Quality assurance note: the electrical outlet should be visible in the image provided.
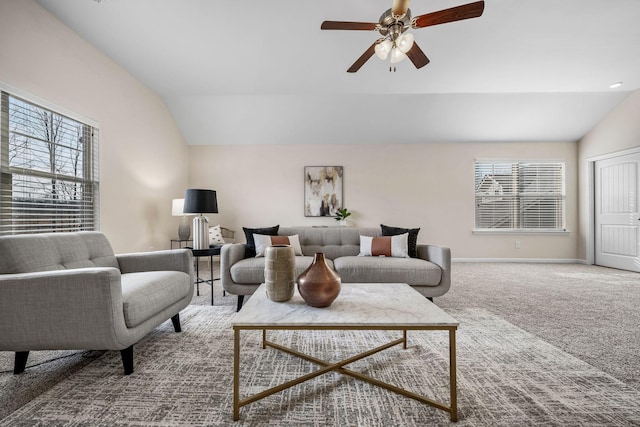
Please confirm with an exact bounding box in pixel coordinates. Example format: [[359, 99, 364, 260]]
[[515, 241, 521, 249]]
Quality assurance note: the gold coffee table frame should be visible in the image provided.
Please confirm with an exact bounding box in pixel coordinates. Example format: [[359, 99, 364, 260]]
[[233, 324, 458, 422]]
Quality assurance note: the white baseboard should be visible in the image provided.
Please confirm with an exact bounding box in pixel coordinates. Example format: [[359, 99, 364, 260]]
[[453, 258, 589, 264]]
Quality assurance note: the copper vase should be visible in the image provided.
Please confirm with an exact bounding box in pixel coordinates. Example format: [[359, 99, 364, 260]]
[[297, 253, 341, 308]]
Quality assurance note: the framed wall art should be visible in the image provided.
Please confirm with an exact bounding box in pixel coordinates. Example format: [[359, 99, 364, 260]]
[[304, 166, 343, 217]]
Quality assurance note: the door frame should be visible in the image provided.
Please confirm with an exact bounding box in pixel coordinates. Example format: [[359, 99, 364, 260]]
[[587, 146, 640, 266]]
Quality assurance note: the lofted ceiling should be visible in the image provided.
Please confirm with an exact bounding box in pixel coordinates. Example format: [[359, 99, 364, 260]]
[[36, 0, 640, 145]]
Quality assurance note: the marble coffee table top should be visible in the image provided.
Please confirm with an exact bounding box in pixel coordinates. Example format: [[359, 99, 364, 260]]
[[232, 283, 458, 328]]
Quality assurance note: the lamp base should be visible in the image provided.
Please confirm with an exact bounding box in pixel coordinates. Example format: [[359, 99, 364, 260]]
[[192, 215, 210, 249], [178, 216, 191, 240]]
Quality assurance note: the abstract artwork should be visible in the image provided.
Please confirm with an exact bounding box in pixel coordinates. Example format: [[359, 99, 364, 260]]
[[304, 166, 343, 217]]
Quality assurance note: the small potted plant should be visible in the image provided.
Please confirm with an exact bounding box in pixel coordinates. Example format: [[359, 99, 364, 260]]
[[334, 208, 352, 226]]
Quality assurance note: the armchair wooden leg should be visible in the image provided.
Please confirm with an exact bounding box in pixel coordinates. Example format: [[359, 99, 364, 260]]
[[14, 351, 29, 374], [236, 295, 245, 312], [171, 313, 182, 332], [121, 345, 134, 375]]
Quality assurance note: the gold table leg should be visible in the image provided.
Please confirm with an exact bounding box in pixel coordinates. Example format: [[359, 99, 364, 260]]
[[450, 328, 458, 421], [233, 327, 458, 422], [233, 328, 240, 421]]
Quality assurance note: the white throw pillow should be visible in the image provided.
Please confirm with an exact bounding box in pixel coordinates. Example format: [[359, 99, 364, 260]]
[[358, 233, 409, 258], [209, 225, 226, 245], [254, 234, 303, 257]]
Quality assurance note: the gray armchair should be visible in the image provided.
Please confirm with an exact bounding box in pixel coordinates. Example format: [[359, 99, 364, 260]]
[[0, 232, 194, 375]]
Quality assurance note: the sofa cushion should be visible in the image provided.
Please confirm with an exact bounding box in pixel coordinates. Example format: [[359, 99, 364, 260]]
[[121, 271, 191, 328], [279, 227, 380, 259], [381, 224, 421, 258], [242, 225, 279, 258], [358, 234, 409, 258], [254, 234, 303, 256], [230, 256, 335, 284], [333, 256, 441, 286]]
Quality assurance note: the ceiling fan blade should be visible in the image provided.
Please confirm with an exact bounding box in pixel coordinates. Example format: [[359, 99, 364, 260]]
[[406, 42, 430, 69], [347, 42, 377, 73], [321, 21, 378, 31], [412, 1, 485, 29], [391, 0, 411, 16]]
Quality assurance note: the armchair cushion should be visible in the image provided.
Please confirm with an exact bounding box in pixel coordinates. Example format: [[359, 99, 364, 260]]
[[117, 249, 193, 281], [0, 232, 119, 274], [121, 271, 191, 328]]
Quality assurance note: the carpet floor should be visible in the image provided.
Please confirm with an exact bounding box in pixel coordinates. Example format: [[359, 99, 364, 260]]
[[1, 262, 639, 426]]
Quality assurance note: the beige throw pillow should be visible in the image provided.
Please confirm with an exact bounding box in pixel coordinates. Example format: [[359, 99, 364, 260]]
[[253, 234, 303, 257]]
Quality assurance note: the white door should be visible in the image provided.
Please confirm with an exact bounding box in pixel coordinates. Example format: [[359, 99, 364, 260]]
[[595, 152, 640, 272]]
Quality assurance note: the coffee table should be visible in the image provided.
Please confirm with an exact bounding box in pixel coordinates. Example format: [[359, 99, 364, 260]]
[[232, 283, 459, 421]]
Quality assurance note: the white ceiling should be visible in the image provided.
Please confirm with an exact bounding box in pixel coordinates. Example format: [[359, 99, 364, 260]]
[[36, 0, 640, 145]]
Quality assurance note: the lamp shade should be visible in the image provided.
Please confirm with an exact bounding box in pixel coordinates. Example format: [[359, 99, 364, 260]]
[[397, 33, 414, 53], [183, 189, 218, 214], [390, 47, 407, 64], [171, 198, 185, 216], [375, 39, 392, 60]]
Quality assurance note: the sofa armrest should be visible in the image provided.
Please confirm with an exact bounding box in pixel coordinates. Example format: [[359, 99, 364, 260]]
[[416, 244, 451, 289], [220, 243, 247, 293], [117, 249, 193, 281], [0, 268, 130, 350]]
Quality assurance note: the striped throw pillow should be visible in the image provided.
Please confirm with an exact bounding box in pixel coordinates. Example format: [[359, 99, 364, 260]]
[[358, 233, 409, 258]]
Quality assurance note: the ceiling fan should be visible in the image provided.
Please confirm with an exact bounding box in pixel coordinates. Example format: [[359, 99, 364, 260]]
[[321, 0, 485, 72]]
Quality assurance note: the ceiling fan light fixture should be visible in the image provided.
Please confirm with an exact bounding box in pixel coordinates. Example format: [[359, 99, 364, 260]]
[[390, 47, 406, 64], [375, 39, 393, 60], [396, 32, 414, 53]]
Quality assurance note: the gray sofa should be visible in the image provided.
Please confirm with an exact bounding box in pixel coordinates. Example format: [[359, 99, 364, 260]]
[[0, 232, 194, 375], [221, 226, 451, 310]]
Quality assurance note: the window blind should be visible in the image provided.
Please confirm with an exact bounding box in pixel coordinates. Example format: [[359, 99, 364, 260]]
[[0, 91, 99, 235], [474, 161, 565, 231]]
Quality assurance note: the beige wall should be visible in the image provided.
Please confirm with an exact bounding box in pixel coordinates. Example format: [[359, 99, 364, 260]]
[[0, 1, 189, 252], [189, 142, 578, 260], [577, 90, 640, 260]]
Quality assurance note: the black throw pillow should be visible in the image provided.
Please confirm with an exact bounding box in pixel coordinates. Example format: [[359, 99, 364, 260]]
[[242, 225, 280, 258], [380, 224, 420, 258]]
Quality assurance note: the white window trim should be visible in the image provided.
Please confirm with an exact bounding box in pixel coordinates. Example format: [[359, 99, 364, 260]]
[[473, 159, 567, 234], [0, 81, 99, 128], [1, 86, 100, 235]]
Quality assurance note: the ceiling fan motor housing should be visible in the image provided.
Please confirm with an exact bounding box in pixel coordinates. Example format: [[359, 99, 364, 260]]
[[378, 8, 412, 39]]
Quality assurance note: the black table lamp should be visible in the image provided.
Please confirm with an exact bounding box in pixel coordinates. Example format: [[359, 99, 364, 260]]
[[183, 189, 218, 249]]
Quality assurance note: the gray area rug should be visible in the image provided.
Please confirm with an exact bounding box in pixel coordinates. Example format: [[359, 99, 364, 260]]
[[1, 262, 639, 425]]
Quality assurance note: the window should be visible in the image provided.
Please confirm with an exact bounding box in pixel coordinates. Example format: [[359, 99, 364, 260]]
[[474, 161, 565, 232], [0, 91, 99, 235]]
